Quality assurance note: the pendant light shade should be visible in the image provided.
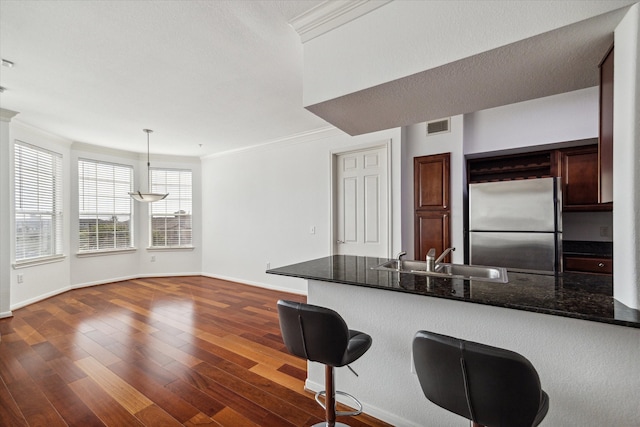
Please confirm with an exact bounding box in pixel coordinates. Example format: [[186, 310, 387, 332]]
[[129, 129, 168, 202]]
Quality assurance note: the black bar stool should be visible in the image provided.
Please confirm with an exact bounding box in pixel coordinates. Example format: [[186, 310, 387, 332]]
[[277, 300, 372, 427], [412, 330, 549, 427]]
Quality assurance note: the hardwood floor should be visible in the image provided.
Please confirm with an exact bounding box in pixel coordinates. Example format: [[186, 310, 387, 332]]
[[0, 276, 392, 427]]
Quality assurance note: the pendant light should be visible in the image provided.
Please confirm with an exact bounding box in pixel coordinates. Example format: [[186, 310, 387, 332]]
[[129, 129, 168, 202]]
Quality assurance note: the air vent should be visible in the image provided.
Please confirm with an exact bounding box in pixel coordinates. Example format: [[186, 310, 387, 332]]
[[426, 118, 450, 136]]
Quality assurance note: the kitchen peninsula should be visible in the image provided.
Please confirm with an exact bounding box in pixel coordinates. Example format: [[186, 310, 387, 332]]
[[267, 256, 640, 426]]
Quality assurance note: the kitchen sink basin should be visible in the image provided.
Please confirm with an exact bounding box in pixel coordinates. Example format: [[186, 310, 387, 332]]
[[372, 259, 508, 283]]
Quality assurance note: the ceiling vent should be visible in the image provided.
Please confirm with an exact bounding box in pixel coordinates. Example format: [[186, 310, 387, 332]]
[[426, 118, 450, 136]]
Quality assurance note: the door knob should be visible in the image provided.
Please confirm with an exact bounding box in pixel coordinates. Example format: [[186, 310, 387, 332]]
[[337, 240, 345, 244]]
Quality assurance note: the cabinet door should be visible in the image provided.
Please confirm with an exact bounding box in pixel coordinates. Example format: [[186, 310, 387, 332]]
[[560, 146, 610, 211], [415, 211, 450, 262], [414, 154, 450, 210]]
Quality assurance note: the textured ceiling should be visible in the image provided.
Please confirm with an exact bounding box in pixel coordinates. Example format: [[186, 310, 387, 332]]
[[0, 0, 327, 157], [305, 6, 631, 135]]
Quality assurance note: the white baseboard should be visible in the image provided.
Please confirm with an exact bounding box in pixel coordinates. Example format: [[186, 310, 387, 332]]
[[10, 272, 306, 312], [10, 272, 204, 311], [305, 379, 418, 427], [0, 310, 13, 319], [201, 272, 307, 296], [10, 285, 73, 311]]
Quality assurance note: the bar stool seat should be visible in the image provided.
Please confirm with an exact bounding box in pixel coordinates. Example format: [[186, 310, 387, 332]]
[[277, 300, 372, 427], [413, 330, 549, 427]]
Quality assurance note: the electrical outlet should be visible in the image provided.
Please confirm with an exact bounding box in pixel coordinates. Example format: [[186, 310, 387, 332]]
[[150, 255, 156, 262], [17, 274, 23, 284], [266, 262, 271, 270], [310, 226, 316, 234]]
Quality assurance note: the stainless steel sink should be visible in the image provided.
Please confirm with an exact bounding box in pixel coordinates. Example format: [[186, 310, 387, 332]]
[[372, 259, 508, 283], [374, 259, 428, 272]]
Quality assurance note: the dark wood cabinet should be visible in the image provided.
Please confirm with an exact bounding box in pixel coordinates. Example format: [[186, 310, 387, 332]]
[[414, 153, 451, 262], [564, 255, 612, 275], [599, 46, 614, 204], [467, 151, 555, 184], [468, 144, 612, 211], [558, 145, 611, 211], [415, 211, 449, 262], [414, 154, 449, 210]]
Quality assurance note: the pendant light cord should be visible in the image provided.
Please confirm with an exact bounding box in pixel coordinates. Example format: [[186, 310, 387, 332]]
[[144, 129, 153, 192]]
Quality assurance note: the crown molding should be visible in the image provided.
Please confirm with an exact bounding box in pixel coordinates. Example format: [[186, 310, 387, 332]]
[[289, 0, 393, 43], [203, 125, 343, 159], [0, 108, 19, 122]]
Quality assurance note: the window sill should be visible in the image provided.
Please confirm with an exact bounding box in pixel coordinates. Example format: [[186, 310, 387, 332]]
[[147, 246, 195, 252], [13, 255, 66, 269], [76, 248, 137, 258]]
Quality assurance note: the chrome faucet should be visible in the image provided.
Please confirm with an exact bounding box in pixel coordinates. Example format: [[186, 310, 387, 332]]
[[396, 251, 407, 270], [426, 247, 455, 272]]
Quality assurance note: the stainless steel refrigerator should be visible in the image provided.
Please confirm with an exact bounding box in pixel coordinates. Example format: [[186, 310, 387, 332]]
[[469, 177, 562, 273]]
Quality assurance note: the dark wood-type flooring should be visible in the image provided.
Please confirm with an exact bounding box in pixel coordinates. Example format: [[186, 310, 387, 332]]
[[0, 276, 392, 427]]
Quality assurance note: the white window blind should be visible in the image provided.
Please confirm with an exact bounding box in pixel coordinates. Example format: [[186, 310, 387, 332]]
[[78, 159, 133, 252], [150, 169, 192, 247], [14, 141, 64, 262]]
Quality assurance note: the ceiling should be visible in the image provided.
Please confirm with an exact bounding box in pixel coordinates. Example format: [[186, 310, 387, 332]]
[[306, 5, 632, 135], [0, 0, 328, 157], [0, 1, 635, 158]]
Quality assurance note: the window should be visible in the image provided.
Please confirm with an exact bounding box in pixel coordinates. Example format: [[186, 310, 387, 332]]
[[78, 159, 133, 252], [150, 169, 192, 248], [14, 141, 64, 262]]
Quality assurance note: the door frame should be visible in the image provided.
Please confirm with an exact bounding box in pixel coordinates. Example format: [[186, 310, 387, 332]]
[[329, 140, 392, 258]]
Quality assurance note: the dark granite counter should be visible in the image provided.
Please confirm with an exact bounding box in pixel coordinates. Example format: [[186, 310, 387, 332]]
[[267, 255, 639, 328], [563, 240, 613, 258]]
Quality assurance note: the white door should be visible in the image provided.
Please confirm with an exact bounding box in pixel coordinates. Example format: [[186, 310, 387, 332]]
[[334, 145, 389, 257]]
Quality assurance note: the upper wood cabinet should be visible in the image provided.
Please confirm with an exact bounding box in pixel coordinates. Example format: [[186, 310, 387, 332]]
[[414, 154, 450, 210], [599, 46, 614, 203], [559, 145, 610, 211], [467, 144, 612, 212]]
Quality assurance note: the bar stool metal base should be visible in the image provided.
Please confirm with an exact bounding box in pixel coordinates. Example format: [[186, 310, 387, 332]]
[[315, 390, 363, 417], [311, 422, 351, 427]]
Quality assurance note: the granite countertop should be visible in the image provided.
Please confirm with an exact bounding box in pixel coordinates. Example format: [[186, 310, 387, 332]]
[[267, 255, 639, 328], [563, 240, 613, 258]]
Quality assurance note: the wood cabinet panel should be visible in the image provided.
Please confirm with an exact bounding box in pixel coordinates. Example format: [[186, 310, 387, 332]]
[[564, 256, 612, 275], [415, 211, 450, 262], [559, 145, 612, 211], [414, 154, 449, 210]]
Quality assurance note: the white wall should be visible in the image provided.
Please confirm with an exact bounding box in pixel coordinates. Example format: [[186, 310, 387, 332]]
[[201, 127, 403, 294], [6, 122, 202, 310], [463, 86, 599, 155], [403, 116, 465, 262], [613, 3, 640, 309], [69, 145, 202, 287], [308, 280, 640, 427], [563, 211, 614, 241]]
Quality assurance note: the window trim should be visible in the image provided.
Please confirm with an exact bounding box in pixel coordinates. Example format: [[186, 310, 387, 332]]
[[13, 254, 66, 269]]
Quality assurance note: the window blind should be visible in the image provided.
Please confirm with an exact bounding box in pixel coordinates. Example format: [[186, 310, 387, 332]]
[[14, 141, 64, 262], [78, 159, 133, 252], [150, 169, 192, 247]]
